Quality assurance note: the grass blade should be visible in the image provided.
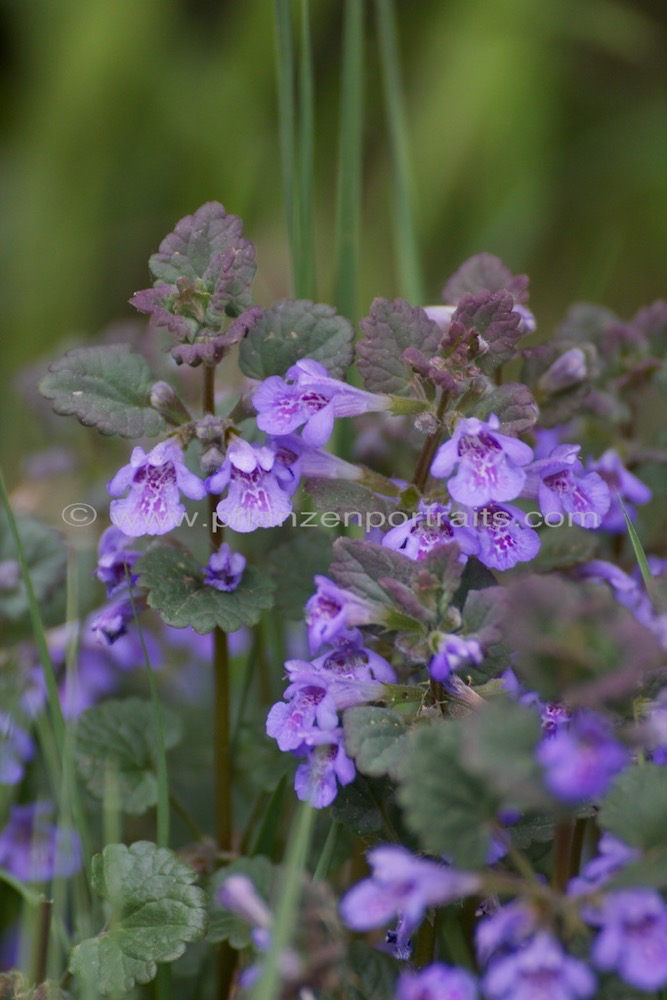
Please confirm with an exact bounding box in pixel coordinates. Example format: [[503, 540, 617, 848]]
[[273, 0, 298, 294], [250, 800, 316, 1000], [334, 0, 364, 322], [618, 491, 655, 598], [297, 0, 316, 298], [374, 0, 424, 304]]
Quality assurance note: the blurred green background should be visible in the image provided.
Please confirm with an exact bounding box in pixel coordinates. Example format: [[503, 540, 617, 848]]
[[1, 0, 666, 470]]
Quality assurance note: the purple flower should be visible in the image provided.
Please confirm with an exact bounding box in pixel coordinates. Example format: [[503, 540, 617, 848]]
[[537, 348, 588, 394], [537, 711, 629, 803], [588, 449, 651, 533], [382, 501, 479, 562], [310, 629, 396, 684], [567, 834, 638, 897], [305, 576, 386, 653], [0, 803, 82, 882], [293, 728, 355, 808], [217, 874, 272, 931], [0, 712, 34, 785], [467, 503, 540, 571], [207, 437, 293, 533], [482, 933, 595, 1000], [339, 845, 480, 943], [431, 415, 533, 506], [253, 358, 390, 447], [429, 634, 483, 682], [267, 435, 304, 497], [476, 901, 539, 965], [94, 526, 142, 596], [108, 440, 206, 537], [524, 445, 609, 529], [90, 595, 138, 645], [203, 544, 246, 592], [589, 889, 667, 991], [267, 678, 339, 751], [396, 963, 478, 1000]]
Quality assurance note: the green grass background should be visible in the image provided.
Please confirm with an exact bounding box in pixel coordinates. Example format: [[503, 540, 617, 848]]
[[1, 0, 666, 466]]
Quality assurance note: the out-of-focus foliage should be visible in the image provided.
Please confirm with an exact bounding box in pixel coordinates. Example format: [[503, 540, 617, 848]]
[[1, 0, 666, 467]]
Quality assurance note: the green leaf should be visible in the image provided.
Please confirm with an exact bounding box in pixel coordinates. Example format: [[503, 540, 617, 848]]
[[68, 842, 208, 997], [330, 941, 400, 1000], [471, 382, 538, 435], [304, 479, 394, 521], [331, 778, 388, 837], [398, 721, 497, 868], [268, 528, 333, 619], [330, 537, 416, 605], [461, 699, 545, 807], [530, 523, 598, 572], [75, 698, 183, 815], [208, 856, 276, 948], [238, 299, 354, 379], [357, 298, 441, 396], [343, 707, 409, 779], [599, 764, 667, 851], [136, 545, 274, 633], [0, 512, 66, 625], [39, 345, 166, 438]]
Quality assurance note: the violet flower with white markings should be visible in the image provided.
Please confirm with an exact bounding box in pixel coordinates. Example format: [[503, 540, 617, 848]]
[[253, 358, 391, 447], [108, 440, 206, 537], [207, 437, 293, 532], [431, 415, 533, 506], [202, 543, 246, 592]]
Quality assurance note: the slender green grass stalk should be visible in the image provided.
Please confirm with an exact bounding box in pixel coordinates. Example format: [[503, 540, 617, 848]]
[[313, 819, 342, 880], [0, 868, 42, 908], [618, 492, 655, 597], [250, 776, 288, 859], [297, 0, 316, 298], [0, 468, 65, 754], [250, 801, 316, 1000], [334, 0, 364, 322], [374, 0, 424, 304], [273, 0, 299, 293], [126, 577, 169, 850]]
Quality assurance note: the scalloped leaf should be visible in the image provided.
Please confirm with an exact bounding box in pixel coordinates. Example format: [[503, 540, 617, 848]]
[[75, 698, 183, 815], [357, 298, 442, 396], [0, 512, 66, 626], [450, 291, 522, 374], [39, 345, 166, 438], [136, 545, 274, 633], [68, 842, 208, 997], [148, 201, 256, 317], [343, 707, 409, 779], [239, 299, 354, 379], [443, 253, 529, 305]]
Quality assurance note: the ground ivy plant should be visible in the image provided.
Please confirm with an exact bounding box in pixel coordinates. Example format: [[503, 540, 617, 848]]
[[1, 201, 667, 1000]]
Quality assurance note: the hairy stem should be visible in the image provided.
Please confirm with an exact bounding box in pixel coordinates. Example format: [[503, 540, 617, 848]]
[[203, 365, 236, 1000], [411, 392, 449, 493]]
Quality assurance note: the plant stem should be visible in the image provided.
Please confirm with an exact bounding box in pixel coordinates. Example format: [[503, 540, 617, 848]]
[[553, 820, 573, 892], [203, 364, 235, 1000], [31, 896, 52, 986], [411, 392, 449, 492]]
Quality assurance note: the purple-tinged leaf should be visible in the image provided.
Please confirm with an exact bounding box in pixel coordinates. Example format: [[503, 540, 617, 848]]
[[130, 286, 195, 339], [443, 253, 529, 305], [521, 341, 596, 427], [39, 345, 167, 438], [239, 300, 354, 379], [556, 303, 619, 349], [449, 290, 522, 374], [148, 201, 256, 316], [169, 306, 263, 367], [357, 298, 442, 396], [471, 382, 538, 435], [330, 538, 419, 607]]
